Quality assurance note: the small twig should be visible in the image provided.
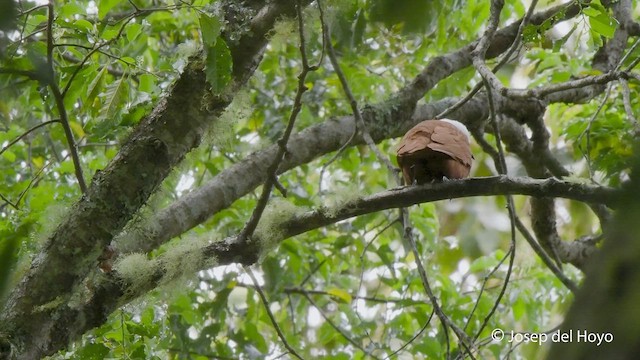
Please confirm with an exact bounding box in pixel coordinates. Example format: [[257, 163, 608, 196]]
[[318, 127, 357, 193], [61, 17, 135, 97], [471, 0, 507, 100], [311, 1, 327, 70], [471, 129, 577, 293], [500, 0, 539, 68], [46, 1, 87, 193], [119, 311, 127, 355], [299, 258, 327, 287], [0, 68, 42, 81], [0, 119, 60, 157], [238, 0, 315, 243], [301, 291, 376, 358], [286, 293, 298, 336], [464, 246, 511, 333], [17, 3, 48, 16], [469, 0, 520, 347], [356, 217, 399, 315], [244, 266, 304, 360], [273, 177, 288, 197], [401, 207, 476, 359], [46, 1, 54, 69], [618, 36, 640, 72], [469, 129, 499, 168], [49, 83, 87, 193], [471, 79, 517, 349], [514, 217, 578, 293], [620, 79, 640, 132], [577, 83, 613, 183], [617, 38, 640, 133], [319, 0, 397, 179], [13, 157, 57, 209], [0, 134, 62, 210], [625, 54, 640, 72], [507, 71, 623, 99], [236, 284, 428, 306], [59, 52, 129, 78], [360, 217, 399, 258], [383, 309, 435, 359], [0, 193, 18, 210], [437, 0, 539, 119]]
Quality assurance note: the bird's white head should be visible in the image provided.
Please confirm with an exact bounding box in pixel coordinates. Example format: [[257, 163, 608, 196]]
[[439, 118, 471, 143]]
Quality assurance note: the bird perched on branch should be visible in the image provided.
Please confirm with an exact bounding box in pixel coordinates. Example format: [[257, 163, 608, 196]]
[[396, 119, 473, 185]]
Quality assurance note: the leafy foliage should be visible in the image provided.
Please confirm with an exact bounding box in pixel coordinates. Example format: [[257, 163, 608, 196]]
[[0, 0, 637, 359]]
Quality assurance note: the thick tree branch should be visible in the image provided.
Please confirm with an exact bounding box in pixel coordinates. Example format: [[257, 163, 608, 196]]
[[240, 176, 619, 255], [217, 177, 619, 266]]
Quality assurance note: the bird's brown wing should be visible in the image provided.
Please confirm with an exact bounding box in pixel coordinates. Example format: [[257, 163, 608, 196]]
[[396, 127, 434, 157], [427, 124, 473, 166], [396, 120, 473, 184], [396, 123, 437, 184]]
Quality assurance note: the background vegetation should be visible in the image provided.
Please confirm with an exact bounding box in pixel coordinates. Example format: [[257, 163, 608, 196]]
[[0, 0, 638, 359]]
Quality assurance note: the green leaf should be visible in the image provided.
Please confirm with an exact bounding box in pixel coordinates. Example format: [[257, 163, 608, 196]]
[[588, 0, 607, 12], [352, 9, 366, 48], [98, 0, 123, 19], [512, 294, 527, 320], [102, 327, 124, 342], [100, 74, 128, 119], [537, 55, 561, 72], [327, 288, 353, 303], [101, 26, 120, 41], [0, 224, 27, 302], [72, 19, 94, 33], [126, 22, 142, 42], [581, 6, 601, 17], [522, 24, 541, 44], [0, 0, 17, 31], [369, 0, 439, 33], [553, 24, 577, 51], [2, 150, 15, 162], [204, 161, 219, 176], [204, 38, 232, 92], [121, 56, 136, 65], [138, 74, 156, 93], [72, 343, 110, 360], [589, 12, 617, 38], [58, 3, 85, 19], [58, 159, 76, 174], [141, 307, 155, 324], [469, 255, 497, 273], [199, 14, 221, 47], [551, 71, 571, 83], [126, 320, 159, 338], [86, 66, 108, 108], [69, 121, 85, 138]]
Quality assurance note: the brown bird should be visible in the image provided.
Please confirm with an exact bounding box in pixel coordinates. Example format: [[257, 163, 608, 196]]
[[396, 119, 473, 185]]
